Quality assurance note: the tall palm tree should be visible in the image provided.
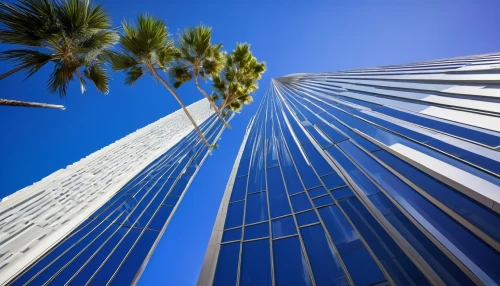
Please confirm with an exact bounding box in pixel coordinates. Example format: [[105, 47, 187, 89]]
[[170, 25, 231, 128], [213, 43, 266, 113], [0, 0, 118, 109], [109, 14, 211, 147]]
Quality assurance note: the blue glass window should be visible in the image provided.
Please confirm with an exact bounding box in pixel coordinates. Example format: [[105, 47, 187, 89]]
[[301, 143, 334, 176], [331, 186, 354, 200], [240, 239, 272, 286], [222, 228, 242, 243], [321, 173, 346, 190], [317, 205, 360, 254], [325, 146, 381, 196], [300, 225, 347, 285], [315, 123, 347, 143], [163, 195, 179, 206], [373, 150, 500, 242], [245, 192, 269, 224], [267, 166, 292, 218], [109, 230, 159, 286], [213, 242, 240, 286], [46, 223, 121, 285], [290, 193, 312, 212], [304, 125, 332, 148], [273, 236, 313, 286], [224, 201, 244, 229], [272, 216, 297, 238], [339, 198, 430, 285], [244, 222, 270, 240], [230, 175, 248, 202], [275, 128, 305, 195], [312, 195, 334, 207], [341, 247, 386, 286], [148, 205, 173, 231], [88, 228, 142, 285], [307, 186, 327, 198], [296, 210, 319, 226]]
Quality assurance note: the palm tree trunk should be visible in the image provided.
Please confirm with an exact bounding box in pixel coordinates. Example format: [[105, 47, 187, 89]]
[[194, 76, 231, 129], [0, 98, 65, 110], [0, 66, 25, 80], [151, 68, 211, 147]]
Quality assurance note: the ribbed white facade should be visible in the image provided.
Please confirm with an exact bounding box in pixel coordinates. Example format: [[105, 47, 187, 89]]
[[0, 99, 213, 284]]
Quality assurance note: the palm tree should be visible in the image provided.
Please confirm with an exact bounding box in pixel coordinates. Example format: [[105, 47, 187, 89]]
[[170, 25, 231, 128], [213, 43, 266, 113], [0, 0, 118, 109], [109, 14, 211, 147]]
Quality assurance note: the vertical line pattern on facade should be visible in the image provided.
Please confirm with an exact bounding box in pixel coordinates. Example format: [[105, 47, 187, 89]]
[[204, 53, 500, 286]]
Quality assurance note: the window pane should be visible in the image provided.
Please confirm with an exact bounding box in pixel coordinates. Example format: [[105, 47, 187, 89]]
[[305, 125, 332, 149], [272, 216, 297, 238], [148, 205, 173, 231], [290, 193, 312, 212], [307, 186, 327, 198], [341, 247, 386, 286], [276, 128, 305, 195], [163, 195, 179, 206], [222, 228, 242, 243], [331, 186, 354, 201], [373, 149, 500, 242], [267, 167, 292, 218], [70, 226, 129, 283], [321, 173, 346, 190], [300, 225, 347, 286], [224, 201, 244, 229], [110, 230, 159, 286], [230, 176, 248, 202], [316, 122, 347, 143], [317, 205, 360, 254], [296, 210, 319, 226], [302, 143, 334, 176], [88, 228, 142, 285], [312, 196, 334, 208], [240, 239, 272, 286], [273, 237, 313, 286], [244, 222, 269, 240], [245, 192, 269, 224], [213, 242, 240, 286], [339, 198, 430, 285]]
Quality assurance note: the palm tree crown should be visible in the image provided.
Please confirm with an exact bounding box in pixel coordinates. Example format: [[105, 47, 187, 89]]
[[170, 25, 230, 128], [0, 0, 118, 97], [213, 43, 266, 112], [109, 14, 211, 147]]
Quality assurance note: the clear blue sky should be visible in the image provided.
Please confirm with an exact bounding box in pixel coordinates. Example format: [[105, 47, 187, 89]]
[[0, 0, 499, 285]]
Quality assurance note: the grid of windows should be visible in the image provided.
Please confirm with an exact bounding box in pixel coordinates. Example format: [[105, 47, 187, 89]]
[[10, 114, 229, 285], [203, 53, 500, 286]]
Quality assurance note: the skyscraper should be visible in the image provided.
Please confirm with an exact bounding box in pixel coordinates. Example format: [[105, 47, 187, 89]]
[[0, 99, 229, 285], [199, 53, 500, 286]]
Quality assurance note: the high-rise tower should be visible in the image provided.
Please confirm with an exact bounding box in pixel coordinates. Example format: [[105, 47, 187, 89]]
[[0, 99, 229, 285], [199, 53, 500, 286]]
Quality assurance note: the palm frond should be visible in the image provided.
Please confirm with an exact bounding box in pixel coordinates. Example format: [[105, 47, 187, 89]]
[[120, 14, 168, 58], [84, 63, 109, 93], [124, 66, 144, 86], [47, 60, 79, 97], [0, 0, 58, 46], [109, 52, 139, 71], [169, 64, 192, 88], [0, 49, 53, 78]]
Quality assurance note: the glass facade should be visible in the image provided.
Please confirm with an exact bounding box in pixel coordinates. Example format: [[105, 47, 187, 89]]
[[200, 53, 500, 286], [9, 113, 228, 285]]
